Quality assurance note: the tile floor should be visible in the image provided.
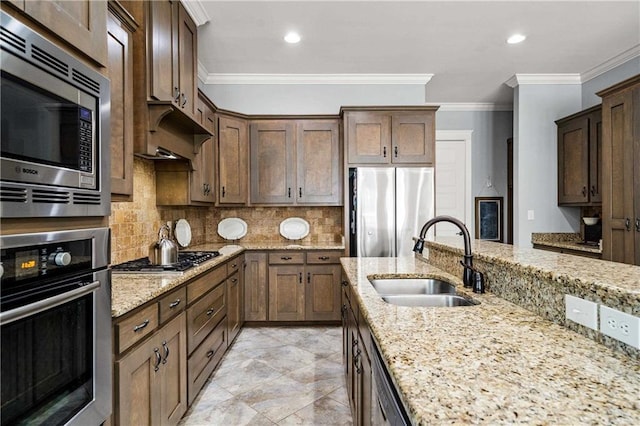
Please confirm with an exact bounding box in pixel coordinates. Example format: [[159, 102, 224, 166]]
[[179, 326, 353, 426]]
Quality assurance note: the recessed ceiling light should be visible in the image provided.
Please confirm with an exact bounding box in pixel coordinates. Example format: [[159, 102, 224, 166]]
[[507, 34, 526, 44], [284, 32, 301, 44]]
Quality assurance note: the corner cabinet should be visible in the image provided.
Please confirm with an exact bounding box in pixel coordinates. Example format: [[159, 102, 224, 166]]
[[343, 107, 438, 166], [249, 119, 342, 206], [556, 105, 602, 206], [218, 113, 249, 205], [598, 74, 640, 265]]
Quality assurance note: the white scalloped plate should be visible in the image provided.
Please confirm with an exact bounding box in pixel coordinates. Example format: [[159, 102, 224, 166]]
[[217, 218, 248, 240], [175, 219, 192, 247], [279, 217, 310, 240]]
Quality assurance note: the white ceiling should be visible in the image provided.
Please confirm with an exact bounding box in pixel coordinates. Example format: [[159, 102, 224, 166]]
[[191, 0, 640, 106]]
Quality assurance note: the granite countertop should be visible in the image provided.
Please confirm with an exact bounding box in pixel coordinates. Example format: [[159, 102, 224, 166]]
[[340, 256, 640, 425], [111, 242, 345, 318], [531, 232, 602, 254]]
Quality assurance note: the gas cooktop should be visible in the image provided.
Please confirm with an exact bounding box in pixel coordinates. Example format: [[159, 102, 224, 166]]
[[111, 251, 220, 274]]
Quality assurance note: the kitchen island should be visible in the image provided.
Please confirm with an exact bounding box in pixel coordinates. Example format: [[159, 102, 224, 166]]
[[340, 249, 640, 424]]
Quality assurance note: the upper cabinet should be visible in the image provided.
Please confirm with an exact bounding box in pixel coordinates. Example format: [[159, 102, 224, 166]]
[[556, 105, 602, 206], [218, 113, 249, 205], [6, 0, 108, 65], [343, 107, 438, 166], [250, 119, 342, 206], [107, 2, 138, 199], [597, 74, 640, 265]]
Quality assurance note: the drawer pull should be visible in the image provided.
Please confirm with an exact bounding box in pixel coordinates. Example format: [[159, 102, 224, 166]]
[[299, 272, 302, 284], [153, 348, 161, 372], [342, 281, 349, 287], [133, 319, 150, 332], [318, 256, 329, 260], [162, 341, 169, 364], [307, 272, 310, 284], [281, 256, 292, 260], [206, 308, 215, 316], [206, 350, 215, 358], [168, 299, 181, 309], [231, 263, 237, 268], [231, 278, 238, 284]]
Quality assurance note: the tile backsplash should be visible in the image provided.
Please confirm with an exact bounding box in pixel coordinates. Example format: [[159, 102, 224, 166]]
[[110, 158, 344, 265]]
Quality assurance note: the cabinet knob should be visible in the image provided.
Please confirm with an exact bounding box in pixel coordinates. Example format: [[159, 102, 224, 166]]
[[635, 218, 640, 233], [625, 218, 631, 231], [288, 187, 292, 198], [383, 146, 387, 158], [299, 187, 303, 198], [341, 280, 348, 287], [590, 185, 596, 196], [222, 186, 226, 197], [299, 272, 302, 283], [582, 186, 587, 197], [281, 256, 292, 261], [318, 256, 329, 261], [174, 87, 180, 102], [307, 272, 311, 283], [394, 146, 398, 157]]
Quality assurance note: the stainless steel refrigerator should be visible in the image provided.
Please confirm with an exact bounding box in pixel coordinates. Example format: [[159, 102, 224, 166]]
[[349, 167, 435, 257]]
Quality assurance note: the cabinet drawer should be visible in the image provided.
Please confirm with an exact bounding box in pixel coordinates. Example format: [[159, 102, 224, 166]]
[[187, 317, 226, 405], [115, 303, 159, 354], [187, 283, 226, 354], [226, 257, 241, 276], [268, 252, 305, 264], [159, 286, 187, 324], [187, 264, 227, 304], [306, 250, 342, 264]]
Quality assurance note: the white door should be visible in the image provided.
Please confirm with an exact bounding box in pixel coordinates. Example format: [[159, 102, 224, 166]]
[[435, 131, 472, 237]]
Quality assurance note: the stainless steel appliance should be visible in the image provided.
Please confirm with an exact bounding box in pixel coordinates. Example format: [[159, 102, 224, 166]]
[[0, 228, 111, 426], [371, 340, 410, 425], [111, 251, 220, 274], [0, 12, 110, 218], [349, 167, 435, 257]]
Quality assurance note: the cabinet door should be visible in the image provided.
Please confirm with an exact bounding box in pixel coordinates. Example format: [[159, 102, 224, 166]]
[[268, 265, 305, 321], [602, 89, 636, 264], [176, 3, 197, 117], [24, 0, 107, 65], [190, 138, 215, 203], [218, 115, 249, 204], [347, 112, 391, 164], [305, 265, 341, 321], [148, 0, 178, 103], [391, 113, 435, 164], [589, 110, 603, 204], [359, 343, 373, 426], [107, 9, 135, 197], [226, 272, 241, 344], [296, 120, 342, 204], [244, 252, 268, 321], [158, 314, 187, 426], [250, 121, 295, 204], [557, 117, 590, 204]]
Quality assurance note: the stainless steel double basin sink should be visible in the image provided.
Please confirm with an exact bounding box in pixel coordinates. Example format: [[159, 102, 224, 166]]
[[368, 277, 478, 307]]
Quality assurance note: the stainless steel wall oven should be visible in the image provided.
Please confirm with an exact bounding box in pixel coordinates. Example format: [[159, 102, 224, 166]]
[[0, 11, 110, 217], [0, 228, 111, 425]]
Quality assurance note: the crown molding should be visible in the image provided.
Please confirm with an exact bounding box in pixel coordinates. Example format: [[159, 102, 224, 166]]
[[505, 73, 582, 88], [581, 44, 640, 83], [200, 72, 434, 85], [435, 103, 513, 112], [181, 0, 210, 26]]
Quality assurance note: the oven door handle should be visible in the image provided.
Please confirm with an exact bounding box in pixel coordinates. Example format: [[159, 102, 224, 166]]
[[0, 280, 101, 326]]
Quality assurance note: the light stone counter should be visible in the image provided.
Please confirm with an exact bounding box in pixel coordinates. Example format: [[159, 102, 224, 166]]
[[531, 232, 602, 255], [340, 256, 640, 425], [111, 242, 345, 318]]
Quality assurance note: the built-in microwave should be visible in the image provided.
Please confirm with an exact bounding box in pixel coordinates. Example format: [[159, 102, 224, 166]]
[[0, 12, 110, 218]]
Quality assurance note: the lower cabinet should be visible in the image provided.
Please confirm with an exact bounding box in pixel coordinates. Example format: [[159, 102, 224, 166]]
[[342, 280, 373, 426], [115, 313, 188, 426], [227, 268, 243, 344], [244, 252, 269, 321]]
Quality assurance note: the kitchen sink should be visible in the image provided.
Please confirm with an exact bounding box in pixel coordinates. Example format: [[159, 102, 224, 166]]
[[381, 294, 478, 307], [369, 278, 456, 295]]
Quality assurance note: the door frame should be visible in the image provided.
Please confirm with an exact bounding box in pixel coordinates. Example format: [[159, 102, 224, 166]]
[[435, 130, 473, 237]]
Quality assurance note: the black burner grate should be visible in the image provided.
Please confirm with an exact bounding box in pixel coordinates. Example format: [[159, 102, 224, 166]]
[[112, 251, 220, 273]]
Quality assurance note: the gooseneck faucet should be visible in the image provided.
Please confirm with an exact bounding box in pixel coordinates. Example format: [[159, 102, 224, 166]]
[[412, 215, 478, 290]]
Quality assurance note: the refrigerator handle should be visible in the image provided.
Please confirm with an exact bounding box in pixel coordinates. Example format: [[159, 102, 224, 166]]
[[350, 210, 356, 235]]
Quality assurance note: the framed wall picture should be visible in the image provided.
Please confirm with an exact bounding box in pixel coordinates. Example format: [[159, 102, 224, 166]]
[[475, 197, 503, 242]]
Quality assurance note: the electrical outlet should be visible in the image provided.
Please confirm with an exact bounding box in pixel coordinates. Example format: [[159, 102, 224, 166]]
[[527, 210, 535, 220], [565, 295, 598, 330], [599, 305, 640, 349]]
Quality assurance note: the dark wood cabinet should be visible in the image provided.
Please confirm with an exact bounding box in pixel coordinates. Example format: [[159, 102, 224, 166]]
[[107, 3, 137, 199], [268, 264, 306, 321], [305, 264, 342, 321], [250, 119, 342, 205], [598, 74, 640, 265], [218, 114, 249, 205], [244, 252, 268, 321], [344, 107, 438, 166], [556, 105, 602, 206]]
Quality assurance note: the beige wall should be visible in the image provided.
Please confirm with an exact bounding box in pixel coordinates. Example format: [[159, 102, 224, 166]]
[[110, 158, 343, 265]]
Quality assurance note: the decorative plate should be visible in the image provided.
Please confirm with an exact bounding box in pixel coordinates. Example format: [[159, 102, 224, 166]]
[[217, 218, 248, 240], [279, 217, 310, 240], [174, 219, 192, 247]]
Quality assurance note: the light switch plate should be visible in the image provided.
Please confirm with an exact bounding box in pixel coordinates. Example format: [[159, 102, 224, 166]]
[[565, 295, 598, 330], [600, 305, 640, 349], [527, 210, 535, 220]]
